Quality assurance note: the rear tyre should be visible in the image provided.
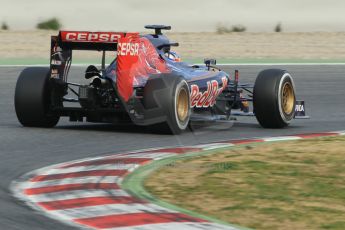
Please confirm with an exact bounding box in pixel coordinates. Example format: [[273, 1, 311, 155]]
[[169, 79, 190, 134], [147, 76, 191, 134], [15, 67, 60, 127], [253, 69, 296, 128]]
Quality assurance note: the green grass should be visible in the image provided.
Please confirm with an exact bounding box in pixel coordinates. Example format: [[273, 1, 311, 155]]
[[145, 136, 345, 230], [321, 221, 345, 230]]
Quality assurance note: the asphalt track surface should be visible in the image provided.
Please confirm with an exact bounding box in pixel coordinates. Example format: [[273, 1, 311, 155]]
[[0, 65, 344, 229]]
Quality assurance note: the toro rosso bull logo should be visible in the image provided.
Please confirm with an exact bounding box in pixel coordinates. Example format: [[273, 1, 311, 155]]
[[190, 77, 228, 108]]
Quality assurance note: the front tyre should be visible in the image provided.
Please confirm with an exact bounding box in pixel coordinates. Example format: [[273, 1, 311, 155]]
[[253, 69, 296, 128], [15, 67, 60, 127]]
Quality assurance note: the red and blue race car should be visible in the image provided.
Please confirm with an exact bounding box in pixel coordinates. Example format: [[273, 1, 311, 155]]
[[14, 25, 307, 134]]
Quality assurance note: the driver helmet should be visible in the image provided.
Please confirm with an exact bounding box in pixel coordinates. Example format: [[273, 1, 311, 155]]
[[165, 51, 181, 62]]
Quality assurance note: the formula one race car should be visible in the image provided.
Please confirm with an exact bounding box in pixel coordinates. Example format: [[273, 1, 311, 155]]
[[15, 25, 307, 134]]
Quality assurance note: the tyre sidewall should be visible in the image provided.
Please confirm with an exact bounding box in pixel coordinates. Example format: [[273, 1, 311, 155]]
[[277, 73, 296, 123], [172, 79, 190, 131]]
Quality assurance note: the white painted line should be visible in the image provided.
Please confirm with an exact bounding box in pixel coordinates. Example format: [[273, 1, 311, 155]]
[[109, 152, 177, 160], [195, 143, 234, 151], [51, 203, 175, 220], [196, 63, 345, 66], [57, 150, 166, 168], [26, 189, 129, 203], [20, 176, 120, 189], [59, 155, 120, 167], [331, 130, 345, 136], [109, 222, 238, 230], [0, 63, 97, 67], [0, 64, 49, 67], [262, 136, 302, 142], [2, 63, 345, 68], [40, 164, 138, 175]]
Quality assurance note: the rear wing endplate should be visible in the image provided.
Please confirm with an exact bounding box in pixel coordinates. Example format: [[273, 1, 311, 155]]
[[49, 31, 132, 81]]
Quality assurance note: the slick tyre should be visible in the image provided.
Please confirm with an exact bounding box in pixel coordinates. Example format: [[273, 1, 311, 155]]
[[15, 67, 60, 127], [253, 69, 296, 128], [168, 78, 191, 134], [146, 75, 191, 134]]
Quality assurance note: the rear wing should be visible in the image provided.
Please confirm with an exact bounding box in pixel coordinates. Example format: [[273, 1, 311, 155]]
[[50, 31, 136, 81], [58, 31, 126, 51]]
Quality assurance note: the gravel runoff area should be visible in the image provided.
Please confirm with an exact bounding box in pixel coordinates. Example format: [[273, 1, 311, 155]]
[[1, 30, 345, 61]]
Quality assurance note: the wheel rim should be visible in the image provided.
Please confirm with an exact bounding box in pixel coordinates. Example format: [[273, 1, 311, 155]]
[[281, 82, 295, 115], [176, 87, 189, 122]]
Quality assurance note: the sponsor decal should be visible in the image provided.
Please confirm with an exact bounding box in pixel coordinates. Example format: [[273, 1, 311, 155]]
[[60, 31, 123, 43], [190, 77, 228, 108], [116, 34, 140, 102], [117, 42, 140, 56], [294, 100, 307, 117], [295, 104, 305, 112], [51, 59, 62, 65], [50, 69, 59, 79]]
